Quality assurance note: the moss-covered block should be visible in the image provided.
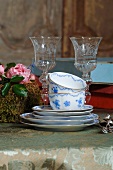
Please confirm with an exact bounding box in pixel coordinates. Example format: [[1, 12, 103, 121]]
[[0, 81, 42, 123]]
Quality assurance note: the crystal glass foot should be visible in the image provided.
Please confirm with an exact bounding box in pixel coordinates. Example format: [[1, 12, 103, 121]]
[[70, 36, 102, 104], [30, 36, 61, 105]]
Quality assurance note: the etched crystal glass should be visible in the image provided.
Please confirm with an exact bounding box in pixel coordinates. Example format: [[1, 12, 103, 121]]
[[30, 36, 61, 105], [70, 36, 102, 103]]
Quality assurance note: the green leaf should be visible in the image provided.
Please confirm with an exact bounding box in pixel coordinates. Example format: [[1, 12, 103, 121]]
[[12, 84, 28, 97], [5, 62, 16, 72], [0, 75, 10, 84], [2, 82, 11, 96], [2, 75, 7, 79], [2, 74, 10, 80], [10, 75, 24, 83]]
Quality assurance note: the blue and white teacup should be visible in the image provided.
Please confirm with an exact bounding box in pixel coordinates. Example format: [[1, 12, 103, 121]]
[[48, 72, 86, 93], [49, 91, 85, 110]]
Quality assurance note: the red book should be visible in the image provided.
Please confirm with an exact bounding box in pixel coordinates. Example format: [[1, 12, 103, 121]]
[[89, 84, 113, 109]]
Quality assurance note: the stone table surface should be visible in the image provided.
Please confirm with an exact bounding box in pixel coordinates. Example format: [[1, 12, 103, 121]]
[[0, 109, 113, 170]]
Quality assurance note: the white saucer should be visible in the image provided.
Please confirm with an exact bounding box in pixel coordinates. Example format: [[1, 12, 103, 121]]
[[20, 113, 98, 125], [32, 112, 98, 121], [20, 119, 99, 132], [32, 105, 93, 112], [33, 109, 93, 116]]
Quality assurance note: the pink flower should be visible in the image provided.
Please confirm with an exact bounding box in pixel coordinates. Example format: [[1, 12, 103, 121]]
[[0, 64, 4, 75], [6, 64, 31, 84], [29, 73, 35, 81]]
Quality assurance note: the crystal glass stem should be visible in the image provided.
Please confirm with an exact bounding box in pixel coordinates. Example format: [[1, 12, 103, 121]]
[[82, 72, 92, 104], [39, 71, 49, 105]]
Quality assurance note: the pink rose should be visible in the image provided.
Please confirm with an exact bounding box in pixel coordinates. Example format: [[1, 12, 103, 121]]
[[29, 73, 35, 81], [6, 64, 31, 84], [0, 64, 4, 75]]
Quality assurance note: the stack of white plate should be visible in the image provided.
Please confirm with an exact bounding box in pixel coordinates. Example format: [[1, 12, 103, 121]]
[[20, 105, 99, 132]]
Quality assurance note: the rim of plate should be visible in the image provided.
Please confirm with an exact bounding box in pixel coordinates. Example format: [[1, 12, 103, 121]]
[[32, 105, 93, 112], [20, 113, 98, 123]]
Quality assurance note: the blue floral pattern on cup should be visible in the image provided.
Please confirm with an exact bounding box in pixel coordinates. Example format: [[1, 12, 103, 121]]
[[52, 86, 58, 93], [49, 92, 85, 110], [76, 97, 83, 107], [53, 99, 60, 109], [64, 101, 70, 107]]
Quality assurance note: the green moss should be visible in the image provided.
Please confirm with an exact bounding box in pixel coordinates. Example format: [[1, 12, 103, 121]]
[[0, 81, 42, 123], [24, 82, 42, 112]]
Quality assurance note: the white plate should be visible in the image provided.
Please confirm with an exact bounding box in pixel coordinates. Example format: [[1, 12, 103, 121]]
[[20, 119, 99, 132], [20, 113, 98, 125], [32, 112, 98, 121], [32, 105, 93, 113]]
